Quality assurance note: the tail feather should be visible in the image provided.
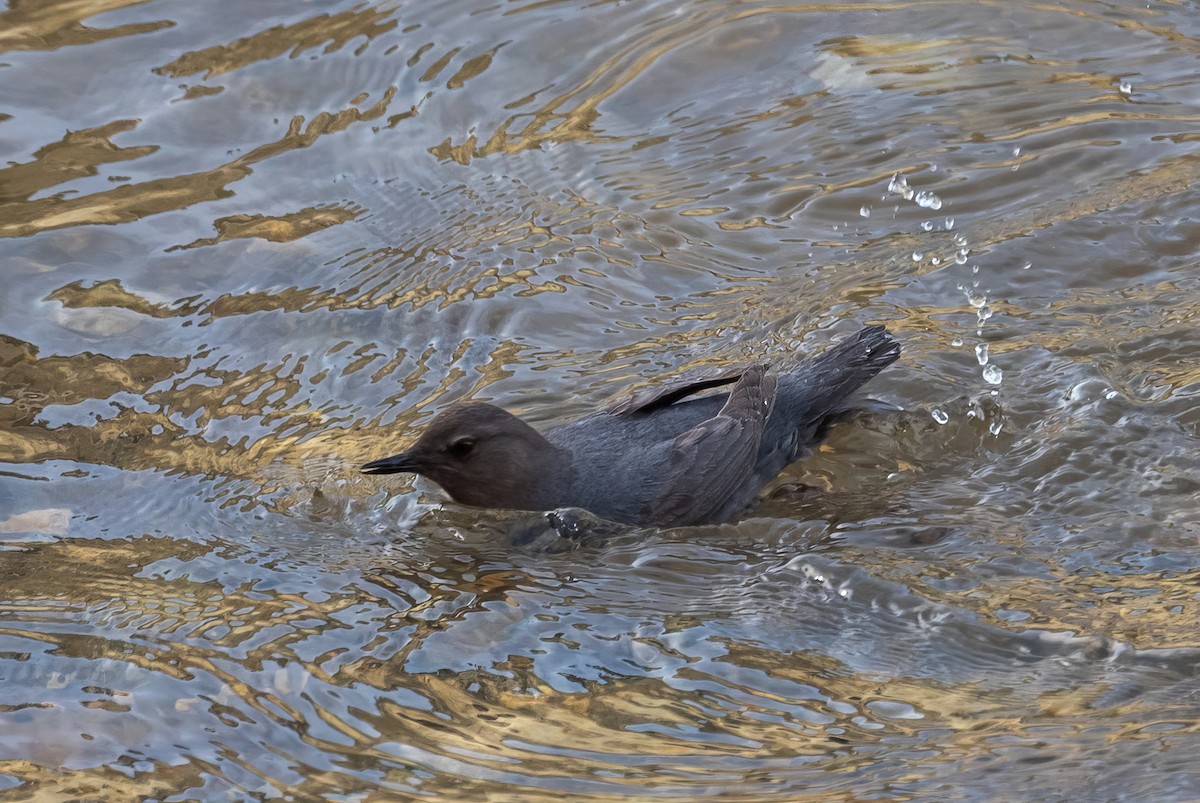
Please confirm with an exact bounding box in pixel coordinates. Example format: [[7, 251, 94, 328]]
[[815, 324, 901, 372], [778, 325, 901, 427], [801, 325, 900, 438]]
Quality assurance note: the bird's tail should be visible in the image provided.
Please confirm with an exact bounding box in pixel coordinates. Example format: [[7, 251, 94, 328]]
[[784, 324, 902, 437], [813, 324, 901, 375]]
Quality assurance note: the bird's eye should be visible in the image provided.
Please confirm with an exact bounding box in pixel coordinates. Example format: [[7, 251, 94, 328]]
[[446, 437, 476, 459]]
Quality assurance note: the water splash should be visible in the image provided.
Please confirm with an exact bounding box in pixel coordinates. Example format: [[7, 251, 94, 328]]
[[914, 190, 942, 210], [888, 173, 914, 200]]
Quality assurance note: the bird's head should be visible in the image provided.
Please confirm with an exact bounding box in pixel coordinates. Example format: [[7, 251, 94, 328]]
[[361, 402, 564, 510]]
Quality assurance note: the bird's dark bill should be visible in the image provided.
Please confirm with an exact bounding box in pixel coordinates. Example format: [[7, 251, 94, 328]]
[[360, 452, 420, 475]]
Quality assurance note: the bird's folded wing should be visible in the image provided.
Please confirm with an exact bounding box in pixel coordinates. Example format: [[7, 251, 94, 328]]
[[606, 364, 750, 416], [645, 365, 777, 527]]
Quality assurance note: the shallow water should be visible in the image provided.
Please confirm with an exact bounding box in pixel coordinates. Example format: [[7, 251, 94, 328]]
[[2, 0, 1199, 799]]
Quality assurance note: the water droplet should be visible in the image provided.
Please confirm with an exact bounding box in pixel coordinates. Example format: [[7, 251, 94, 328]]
[[1118, 80, 1132, 94], [931, 408, 949, 425], [1022, 260, 1032, 270], [955, 249, 968, 265], [1105, 390, 1119, 400], [975, 342, 989, 365], [953, 233, 968, 247], [988, 418, 1004, 435], [977, 305, 993, 322], [944, 217, 955, 230], [888, 173, 914, 200], [1013, 146, 1021, 157], [951, 337, 963, 347], [921, 220, 933, 231], [930, 256, 940, 266], [971, 265, 979, 275], [859, 205, 871, 218], [982, 364, 1003, 384], [912, 251, 923, 262], [968, 293, 987, 309], [914, 191, 942, 210]]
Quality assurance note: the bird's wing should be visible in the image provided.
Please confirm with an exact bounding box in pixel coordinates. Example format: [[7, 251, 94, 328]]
[[606, 364, 750, 416], [644, 364, 777, 527]]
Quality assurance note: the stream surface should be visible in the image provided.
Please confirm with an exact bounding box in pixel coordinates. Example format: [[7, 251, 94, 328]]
[[2, 0, 1199, 799]]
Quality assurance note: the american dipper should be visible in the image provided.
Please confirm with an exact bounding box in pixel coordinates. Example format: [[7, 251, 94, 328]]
[[362, 325, 900, 527]]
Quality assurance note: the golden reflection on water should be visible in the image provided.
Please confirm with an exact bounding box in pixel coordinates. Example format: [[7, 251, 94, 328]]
[[152, 6, 400, 81], [0, 0, 173, 54], [0, 90, 396, 238], [2, 0, 1200, 798]]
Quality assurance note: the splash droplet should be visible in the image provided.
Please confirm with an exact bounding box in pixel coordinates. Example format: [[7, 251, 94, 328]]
[[968, 293, 987, 309], [859, 205, 872, 218], [977, 305, 993, 322], [888, 173, 914, 200], [914, 191, 942, 210], [1022, 260, 1032, 270], [951, 337, 963, 347], [1118, 80, 1132, 94], [921, 220, 934, 231], [912, 251, 923, 262], [983, 364, 1003, 384], [931, 408, 949, 425], [944, 217, 955, 230], [975, 343, 989, 365]]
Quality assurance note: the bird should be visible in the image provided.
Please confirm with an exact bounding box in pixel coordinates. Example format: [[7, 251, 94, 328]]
[[361, 325, 900, 528]]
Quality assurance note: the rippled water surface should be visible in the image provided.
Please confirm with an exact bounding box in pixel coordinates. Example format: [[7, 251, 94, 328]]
[[2, 0, 1200, 799]]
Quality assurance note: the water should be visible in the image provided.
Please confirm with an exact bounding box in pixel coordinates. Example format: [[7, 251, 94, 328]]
[[2, 0, 1199, 799]]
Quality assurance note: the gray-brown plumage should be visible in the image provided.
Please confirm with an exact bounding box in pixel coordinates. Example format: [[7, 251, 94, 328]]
[[362, 325, 900, 527]]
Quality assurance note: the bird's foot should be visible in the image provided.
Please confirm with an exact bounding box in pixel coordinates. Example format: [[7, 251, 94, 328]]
[[766, 482, 826, 503], [508, 507, 630, 550], [546, 507, 630, 541]]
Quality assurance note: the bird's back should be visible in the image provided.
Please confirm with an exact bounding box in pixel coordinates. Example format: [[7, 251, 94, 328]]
[[545, 325, 900, 525]]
